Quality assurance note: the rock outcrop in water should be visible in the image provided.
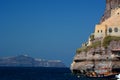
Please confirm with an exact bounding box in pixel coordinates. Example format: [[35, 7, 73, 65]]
[[0, 55, 66, 67]]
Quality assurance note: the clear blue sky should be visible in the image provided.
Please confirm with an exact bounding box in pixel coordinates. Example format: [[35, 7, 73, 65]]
[[0, 0, 105, 66]]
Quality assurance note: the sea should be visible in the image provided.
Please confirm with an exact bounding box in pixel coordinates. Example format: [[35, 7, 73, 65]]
[[0, 67, 117, 80]]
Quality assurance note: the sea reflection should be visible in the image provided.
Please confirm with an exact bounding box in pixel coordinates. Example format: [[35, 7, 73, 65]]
[[89, 78, 116, 80], [77, 77, 117, 80], [97, 78, 116, 80]]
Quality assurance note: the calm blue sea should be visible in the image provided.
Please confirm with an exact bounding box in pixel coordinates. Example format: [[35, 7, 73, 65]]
[[0, 67, 116, 80]]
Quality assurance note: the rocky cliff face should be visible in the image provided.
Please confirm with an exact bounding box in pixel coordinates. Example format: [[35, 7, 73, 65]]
[[71, 0, 120, 77], [100, 0, 120, 23], [71, 40, 120, 76], [0, 55, 66, 68]]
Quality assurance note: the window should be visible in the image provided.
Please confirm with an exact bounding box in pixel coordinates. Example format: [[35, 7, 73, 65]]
[[109, 28, 112, 33], [98, 30, 99, 33], [114, 27, 118, 32]]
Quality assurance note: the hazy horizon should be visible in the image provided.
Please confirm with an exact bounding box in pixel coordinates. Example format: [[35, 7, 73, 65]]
[[0, 0, 105, 66]]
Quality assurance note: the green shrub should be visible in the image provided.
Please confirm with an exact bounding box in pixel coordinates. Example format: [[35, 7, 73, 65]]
[[76, 36, 120, 54], [102, 36, 120, 48], [76, 41, 101, 54], [89, 41, 101, 48], [76, 46, 87, 54], [90, 34, 95, 41]]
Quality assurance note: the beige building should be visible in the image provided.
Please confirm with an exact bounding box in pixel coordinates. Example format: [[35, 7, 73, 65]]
[[94, 0, 120, 39], [85, 0, 120, 46]]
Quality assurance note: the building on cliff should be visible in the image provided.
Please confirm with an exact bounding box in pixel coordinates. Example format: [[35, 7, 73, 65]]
[[86, 0, 120, 46], [94, 0, 120, 39], [71, 0, 120, 78]]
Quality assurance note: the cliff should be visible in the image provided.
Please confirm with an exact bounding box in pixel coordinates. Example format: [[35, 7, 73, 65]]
[[71, 36, 120, 76], [100, 0, 120, 23], [71, 0, 120, 77], [0, 55, 66, 68]]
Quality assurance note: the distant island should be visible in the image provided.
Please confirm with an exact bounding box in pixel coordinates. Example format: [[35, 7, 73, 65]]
[[0, 55, 66, 68]]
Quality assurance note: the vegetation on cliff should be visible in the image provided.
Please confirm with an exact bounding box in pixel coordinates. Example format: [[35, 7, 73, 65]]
[[76, 36, 120, 54], [90, 34, 95, 41], [76, 41, 101, 53], [89, 41, 101, 48], [76, 46, 87, 53], [103, 36, 120, 48]]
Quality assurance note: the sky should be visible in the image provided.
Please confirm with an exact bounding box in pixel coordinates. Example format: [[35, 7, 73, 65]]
[[0, 0, 105, 67]]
